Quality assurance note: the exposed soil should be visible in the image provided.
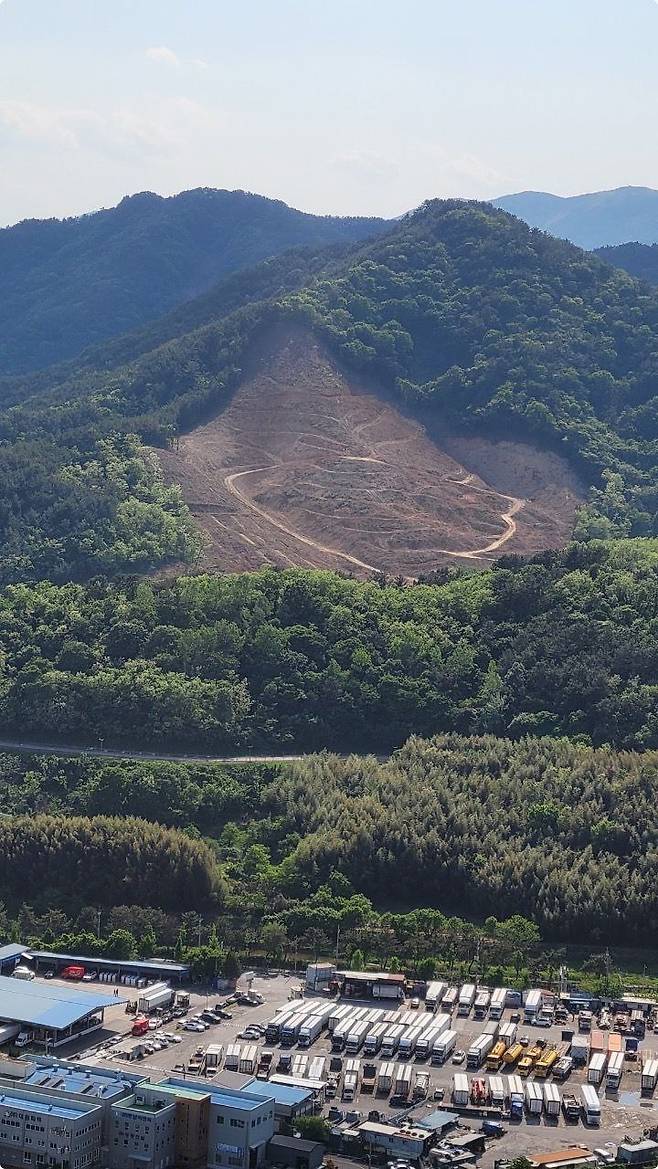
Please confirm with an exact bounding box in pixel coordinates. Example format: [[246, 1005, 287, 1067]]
[[158, 326, 585, 578]]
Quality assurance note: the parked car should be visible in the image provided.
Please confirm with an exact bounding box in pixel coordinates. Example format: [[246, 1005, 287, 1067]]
[[519, 1035, 530, 1046], [82, 971, 98, 982], [327, 1107, 343, 1124], [452, 1050, 465, 1064], [433, 1087, 445, 1101]]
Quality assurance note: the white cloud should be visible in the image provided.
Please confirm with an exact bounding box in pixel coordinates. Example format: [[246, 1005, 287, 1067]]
[[145, 45, 180, 68], [0, 97, 219, 157]]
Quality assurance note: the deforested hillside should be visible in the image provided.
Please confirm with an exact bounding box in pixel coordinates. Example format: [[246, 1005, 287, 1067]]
[[4, 198, 658, 583], [0, 186, 387, 374]]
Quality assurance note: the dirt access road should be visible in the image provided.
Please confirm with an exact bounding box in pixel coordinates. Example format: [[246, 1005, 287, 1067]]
[[159, 326, 582, 578]]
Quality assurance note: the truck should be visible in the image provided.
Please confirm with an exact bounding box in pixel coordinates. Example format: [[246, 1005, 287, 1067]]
[[442, 987, 458, 1014], [508, 1075, 524, 1121], [394, 1063, 412, 1099], [62, 964, 85, 980], [308, 1057, 325, 1083], [431, 1029, 457, 1065], [377, 1062, 395, 1095], [282, 1009, 312, 1047], [535, 1047, 559, 1078], [524, 1081, 543, 1116], [523, 989, 542, 1024], [503, 1042, 524, 1066], [467, 1033, 494, 1069], [342, 1072, 358, 1102], [205, 1043, 223, 1071], [425, 981, 447, 1012], [131, 1017, 149, 1037], [470, 1077, 489, 1106], [641, 1058, 658, 1094], [489, 988, 507, 1020], [380, 1024, 405, 1058], [265, 1002, 299, 1043], [12, 966, 35, 981], [137, 983, 173, 1014], [489, 1075, 506, 1108], [327, 1003, 354, 1033], [0, 1023, 19, 1046], [346, 1020, 370, 1054], [571, 1034, 590, 1065], [298, 1015, 325, 1048], [606, 1050, 624, 1090], [363, 1023, 388, 1056], [457, 983, 476, 1017], [256, 1051, 272, 1080], [499, 1020, 517, 1045], [631, 1009, 646, 1039], [413, 1070, 430, 1100], [486, 1041, 508, 1072], [543, 1082, 561, 1118], [483, 1019, 499, 1039], [580, 1083, 601, 1125], [224, 1044, 241, 1071], [474, 989, 491, 1020], [554, 1056, 574, 1081], [578, 1009, 593, 1032], [398, 1026, 425, 1059], [361, 1062, 377, 1093], [562, 1092, 580, 1122], [452, 1073, 469, 1107], [588, 1052, 607, 1085]]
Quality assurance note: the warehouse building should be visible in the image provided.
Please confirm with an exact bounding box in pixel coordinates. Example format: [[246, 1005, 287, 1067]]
[[0, 974, 125, 1047], [0, 1081, 103, 1169], [28, 951, 190, 983], [0, 946, 29, 977]]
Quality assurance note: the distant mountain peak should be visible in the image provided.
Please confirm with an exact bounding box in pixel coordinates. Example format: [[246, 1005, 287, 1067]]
[[492, 185, 658, 248]]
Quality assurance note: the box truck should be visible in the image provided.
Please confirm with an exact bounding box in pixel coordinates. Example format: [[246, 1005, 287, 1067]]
[[137, 983, 173, 1014], [571, 1034, 590, 1065], [205, 1043, 223, 1070], [457, 984, 476, 1017], [346, 1020, 370, 1054], [524, 1081, 543, 1116], [425, 981, 447, 1012], [641, 1057, 658, 1094], [452, 1073, 469, 1107], [489, 988, 507, 1020], [523, 989, 542, 1023], [474, 989, 491, 1019], [442, 987, 458, 1014], [543, 1082, 561, 1118], [298, 1015, 325, 1048], [431, 1029, 457, 1065], [580, 1083, 601, 1125], [363, 1022, 388, 1056], [394, 1064, 412, 1099], [413, 1071, 430, 1100], [508, 1075, 524, 1120], [489, 1075, 506, 1108], [377, 1062, 395, 1095], [380, 1024, 405, 1058], [224, 1044, 241, 1071], [588, 1052, 607, 1085], [467, 1034, 494, 1069], [606, 1050, 624, 1089]]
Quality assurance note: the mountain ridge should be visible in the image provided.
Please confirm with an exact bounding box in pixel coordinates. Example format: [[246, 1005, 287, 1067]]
[[492, 184, 658, 248]]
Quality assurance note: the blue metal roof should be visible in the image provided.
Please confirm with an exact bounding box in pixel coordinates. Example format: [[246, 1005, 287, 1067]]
[[0, 974, 124, 1030], [29, 950, 189, 976], [0, 1091, 96, 1119], [243, 1078, 311, 1107], [25, 1066, 136, 1098], [0, 944, 27, 962]]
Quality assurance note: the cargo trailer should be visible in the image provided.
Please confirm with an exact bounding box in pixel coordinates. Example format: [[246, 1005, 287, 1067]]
[[394, 1063, 412, 1098], [205, 1043, 223, 1070], [346, 1020, 371, 1054], [580, 1083, 601, 1125], [425, 981, 447, 1012], [327, 1003, 355, 1033], [431, 1029, 457, 1065], [292, 1055, 309, 1078], [414, 1022, 447, 1060], [641, 1058, 658, 1093], [224, 1044, 241, 1071], [588, 1051, 607, 1085], [474, 989, 491, 1019], [452, 1073, 469, 1107], [281, 1010, 312, 1046], [239, 1044, 258, 1075], [543, 1082, 561, 1117], [499, 1021, 517, 1044], [508, 1075, 524, 1121], [467, 1033, 494, 1069], [363, 1022, 388, 1056], [377, 1061, 395, 1095], [380, 1024, 405, 1058], [489, 988, 507, 1020], [137, 982, 173, 1014], [489, 1075, 505, 1108], [523, 989, 542, 1023], [441, 987, 458, 1014], [398, 1025, 426, 1059], [571, 1035, 590, 1065], [483, 1019, 500, 1039], [265, 1002, 300, 1043], [308, 1056, 325, 1082], [524, 1081, 543, 1116], [457, 984, 476, 1017], [606, 1050, 624, 1089], [298, 1015, 325, 1048]]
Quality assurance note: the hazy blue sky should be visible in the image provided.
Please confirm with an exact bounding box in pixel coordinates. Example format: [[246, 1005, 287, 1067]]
[[1, 0, 657, 225]]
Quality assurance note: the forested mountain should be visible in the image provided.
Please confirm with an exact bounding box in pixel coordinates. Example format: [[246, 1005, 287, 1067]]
[[595, 241, 658, 285], [0, 539, 656, 752], [493, 185, 658, 247], [4, 198, 658, 583], [0, 187, 387, 374]]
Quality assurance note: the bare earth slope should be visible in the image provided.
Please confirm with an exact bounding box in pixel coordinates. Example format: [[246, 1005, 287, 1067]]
[[158, 327, 584, 578]]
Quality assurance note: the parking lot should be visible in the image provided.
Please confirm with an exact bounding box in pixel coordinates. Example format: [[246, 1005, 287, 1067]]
[[43, 975, 658, 1165]]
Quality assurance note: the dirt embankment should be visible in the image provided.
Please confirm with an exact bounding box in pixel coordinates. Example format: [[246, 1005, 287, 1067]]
[[157, 326, 584, 578]]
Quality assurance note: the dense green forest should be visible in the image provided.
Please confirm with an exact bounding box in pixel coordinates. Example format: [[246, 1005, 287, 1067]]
[[0, 539, 656, 751], [4, 199, 658, 586], [2, 733, 657, 948], [595, 241, 658, 286], [0, 813, 217, 911], [0, 187, 386, 374]]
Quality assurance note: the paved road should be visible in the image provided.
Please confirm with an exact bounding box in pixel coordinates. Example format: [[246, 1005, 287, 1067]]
[[0, 737, 308, 765]]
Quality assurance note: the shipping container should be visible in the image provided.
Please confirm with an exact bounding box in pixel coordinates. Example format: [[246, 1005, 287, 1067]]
[[205, 1044, 223, 1070], [224, 1044, 241, 1071]]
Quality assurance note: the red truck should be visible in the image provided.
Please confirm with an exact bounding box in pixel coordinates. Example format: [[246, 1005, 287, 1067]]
[[61, 965, 85, 980], [132, 1017, 149, 1037]]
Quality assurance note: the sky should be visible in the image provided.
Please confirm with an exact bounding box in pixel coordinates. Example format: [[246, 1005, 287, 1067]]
[[1, 0, 658, 226]]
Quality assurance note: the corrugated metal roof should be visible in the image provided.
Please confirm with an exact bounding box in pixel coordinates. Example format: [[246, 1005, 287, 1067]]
[[242, 1077, 311, 1106], [0, 974, 124, 1030], [161, 1078, 265, 1112], [0, 945, 27, 962], [0, 1091, 96, 1119], [29, 950, 189, 976]]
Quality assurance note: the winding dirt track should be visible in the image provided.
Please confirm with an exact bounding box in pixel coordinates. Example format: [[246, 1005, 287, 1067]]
[[157, 325, 582, 578]]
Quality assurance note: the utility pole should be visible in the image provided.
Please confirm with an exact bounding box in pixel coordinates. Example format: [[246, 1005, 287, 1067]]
[[96, 909, 102, 940], [197, 915, 203, 948], [335, 923, 340, 967]]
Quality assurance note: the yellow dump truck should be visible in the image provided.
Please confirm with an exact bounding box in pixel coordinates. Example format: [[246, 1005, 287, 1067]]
[[502, 1042, 524, 1066], [486, 1040, 507, 1071], [535, 1047, 559, 1078]]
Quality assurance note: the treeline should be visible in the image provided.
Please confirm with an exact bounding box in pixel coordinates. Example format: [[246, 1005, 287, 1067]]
[[0, 540, 656, 750], [0, 814, 218, 911], [260, 736, 658, 942]]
